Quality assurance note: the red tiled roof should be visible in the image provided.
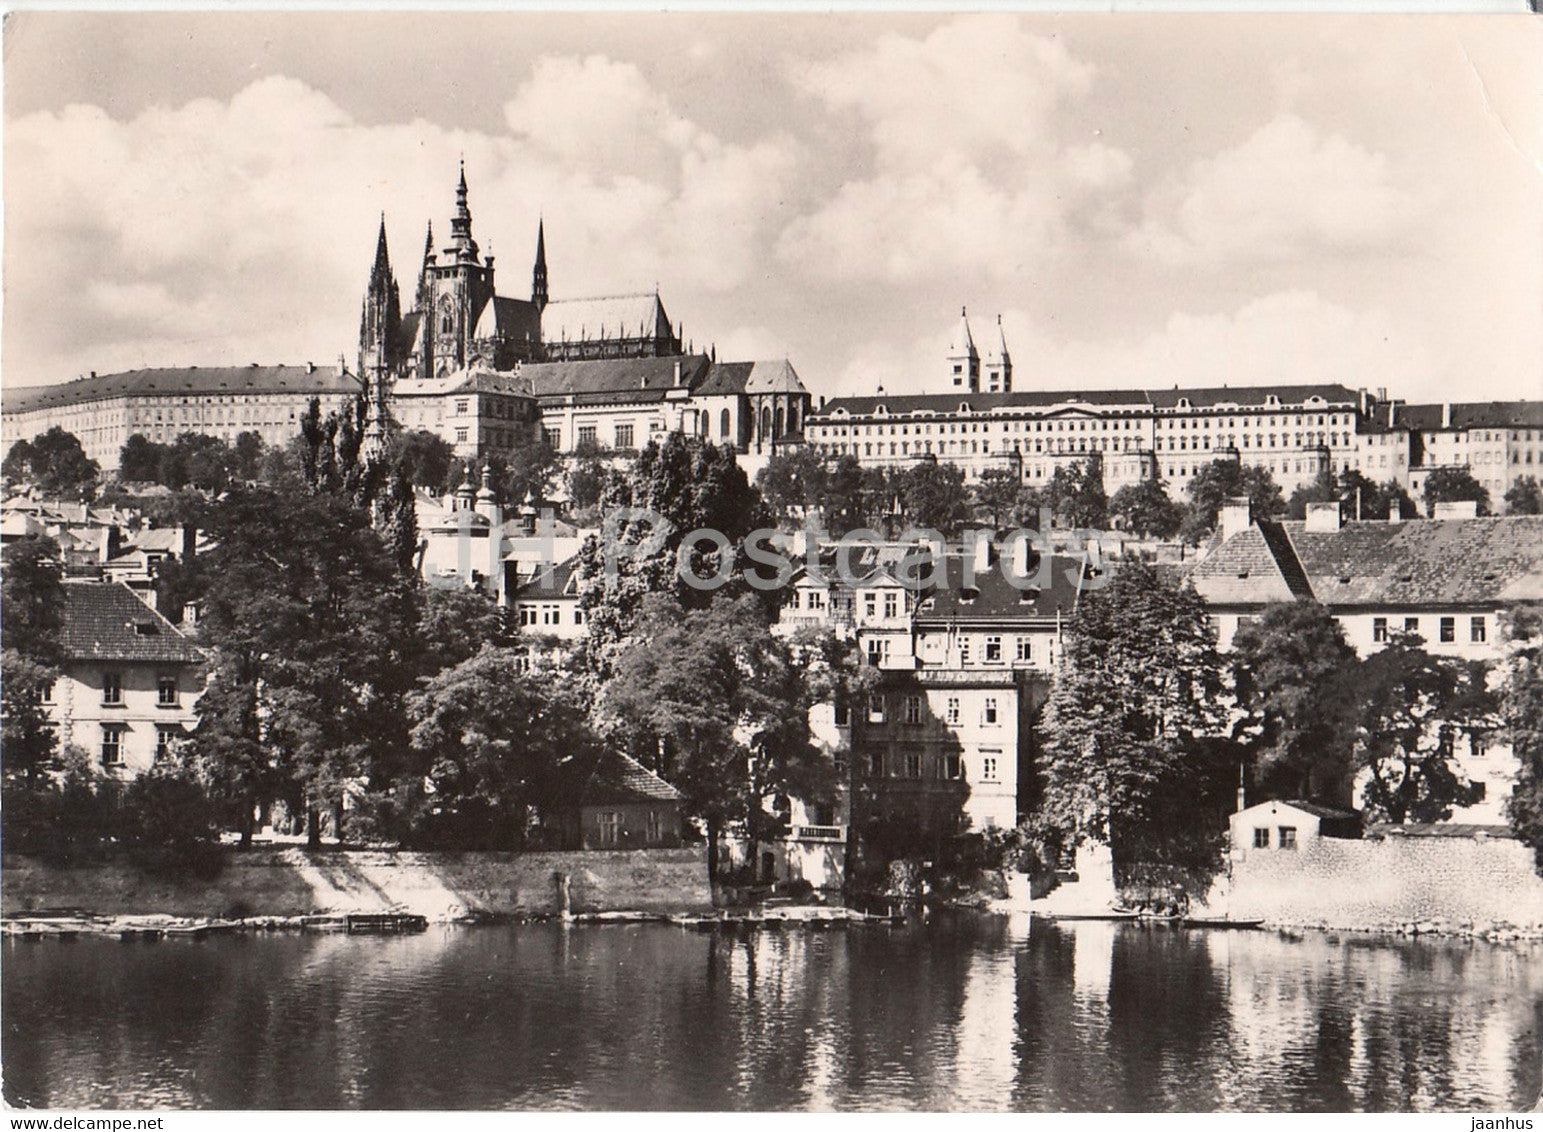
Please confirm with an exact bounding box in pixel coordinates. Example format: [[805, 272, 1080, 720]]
[[562, 749, 683, 806], [3, 366, 362, 415], [58, 581, 206, 665]]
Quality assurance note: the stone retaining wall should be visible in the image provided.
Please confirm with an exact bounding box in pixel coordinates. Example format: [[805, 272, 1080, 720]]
[[1223, 835, 1543, 929], [1, 847, 712, 921]]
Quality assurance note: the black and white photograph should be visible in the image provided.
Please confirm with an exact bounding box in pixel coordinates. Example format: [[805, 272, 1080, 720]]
[[1, 4, 1541, 1115]]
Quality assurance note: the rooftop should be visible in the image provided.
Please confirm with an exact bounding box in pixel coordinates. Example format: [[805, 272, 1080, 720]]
[[59, 581, 206, 665], [1190, 515, 1543, 608], [3, 366, 361, 415]]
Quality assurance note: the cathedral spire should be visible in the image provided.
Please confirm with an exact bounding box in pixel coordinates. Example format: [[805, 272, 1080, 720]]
[[447, 162, 479, 262], [369, 214, 392, 286], [532, 218, 549, 312], [416, 221, 435, 311]]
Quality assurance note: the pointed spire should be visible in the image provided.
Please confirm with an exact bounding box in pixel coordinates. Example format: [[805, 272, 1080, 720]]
[[532, 217, 549, 311], [447, 162, 479, 262], [415, 221, 435, 311], [370, 213, 392, 283]]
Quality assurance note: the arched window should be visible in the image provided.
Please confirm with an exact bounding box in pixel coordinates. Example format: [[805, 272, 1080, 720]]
[[761, 406, 772, 440], [776, 406, 786, 438], [720, 408, 731, 438]]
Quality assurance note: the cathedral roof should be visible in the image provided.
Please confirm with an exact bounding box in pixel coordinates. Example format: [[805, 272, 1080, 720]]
[[743, 358, 807, 395], [396, 311, 426, 357], [3, 366, 362, 414], [694, 362, 756, 396], [473, 295, 540, 342], [522, 354, 712, 404], [541, 293, 672, 346]]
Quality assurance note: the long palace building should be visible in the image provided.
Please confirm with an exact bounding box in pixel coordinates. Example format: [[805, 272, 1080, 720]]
[[4, 170, 1540, 504], [803, 307, 1543, 501]]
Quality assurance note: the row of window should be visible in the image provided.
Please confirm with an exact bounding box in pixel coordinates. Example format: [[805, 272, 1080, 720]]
[[862, 635, 1043, 667], [516, 604, 584, 627], [860, 749, 1001, 782], [100, 722, 186, 767], [82, 673, 181, 707], [815, 412, 1349, 437], [845, 693, 1003, 727], [1371, 615, 1485, 644]]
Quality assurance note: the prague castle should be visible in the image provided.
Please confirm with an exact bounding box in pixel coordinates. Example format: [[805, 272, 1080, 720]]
[[2, 166, 814, 475], [3, 165, 1539, 510]]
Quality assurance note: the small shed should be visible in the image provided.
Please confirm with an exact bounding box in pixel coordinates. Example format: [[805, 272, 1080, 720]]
[[1230, 799, 1360, 853], [552, 750, 686, 851]]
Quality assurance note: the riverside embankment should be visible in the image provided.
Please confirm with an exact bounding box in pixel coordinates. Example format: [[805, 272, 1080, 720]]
[[2, 846, 713, 923]]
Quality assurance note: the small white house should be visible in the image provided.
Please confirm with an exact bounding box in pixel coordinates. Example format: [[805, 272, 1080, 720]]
[[1229, 800, 1360, 855]]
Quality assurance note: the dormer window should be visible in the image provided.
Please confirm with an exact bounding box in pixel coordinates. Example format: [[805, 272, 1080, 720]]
[[134, 620, 159, 637]]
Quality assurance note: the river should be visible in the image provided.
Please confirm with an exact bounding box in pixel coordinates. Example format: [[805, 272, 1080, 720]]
[[3, 913, 1539, 1111]]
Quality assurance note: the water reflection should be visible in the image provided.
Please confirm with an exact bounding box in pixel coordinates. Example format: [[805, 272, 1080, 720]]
[[3, 917, 1538, 1111]]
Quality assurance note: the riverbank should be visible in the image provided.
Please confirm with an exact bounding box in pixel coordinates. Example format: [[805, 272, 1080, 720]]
[[2, 846, 712, 922]]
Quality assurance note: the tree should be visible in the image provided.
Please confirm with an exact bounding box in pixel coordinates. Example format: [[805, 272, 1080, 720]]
[[1109, 473, 1184, 539], [1285, 466, 1337, 520], [1504, 476, 1543, 516], [416, 585, 509, 676], [1335, 469, 1415, 521], [1180, 459, 1284, 544], [186, 486, 419, 846], [898, 460, 970, 536], [2, 427, 99, 498], [389, 430, 455, 490], [405, 645, 592, 849], [1037, 560, 1230, 866], [231, 431, 266, 483], [576, 433, 769, 668], [1231, 601, 1361, 804], [2, 534, 64, 664], [1351, 633, 1489, 824], [1422, 466, 1491, 516], [1, 537, 65, 789], [567, 448, 612, 515], [1040, 457, 1108, 530], [973, 467, 1022, 528], [1501, 605, 1543, 869], [821, 454, 868, 536], [503, 436, 562, 506], [598, 594, 834, 878], [756, 447, 829, 527], [119, 434, 163, 482]]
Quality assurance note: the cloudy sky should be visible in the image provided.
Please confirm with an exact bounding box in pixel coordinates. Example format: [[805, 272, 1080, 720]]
[[5, 12, 1541, 404]]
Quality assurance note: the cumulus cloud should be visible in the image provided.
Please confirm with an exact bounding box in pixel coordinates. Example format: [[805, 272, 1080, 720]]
[[1126, 114, 1434, 264], [5, 64, 801, 382], [778, 15, 1128, 283], [834, 290, 1436, 399]]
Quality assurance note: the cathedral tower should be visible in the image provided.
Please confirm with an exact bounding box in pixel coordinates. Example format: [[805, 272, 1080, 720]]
[[427, 163, 496, 375], [532, 219, 549, 312], [948, 307, 980, 392]]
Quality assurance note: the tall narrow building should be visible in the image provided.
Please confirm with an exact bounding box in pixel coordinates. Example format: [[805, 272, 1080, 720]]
[[983, 314, 1012, 394], [948, 307, 980, 392]]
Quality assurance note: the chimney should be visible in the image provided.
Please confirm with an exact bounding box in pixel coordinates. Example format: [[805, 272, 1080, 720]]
[[819, 395, 827, 411], [673, 358, 683, 387], [182, 603, 200, 630], [969, 530, 994, 576], [306, 361, 316, 374], [1441, 403, 1452, 429], [1388, 402, 1396, 428], [1219, 497, 1253, 542], [1007, 531, 1033, 582], [1305, 500, 1343, 532]]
